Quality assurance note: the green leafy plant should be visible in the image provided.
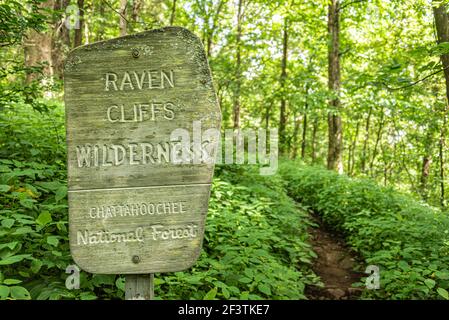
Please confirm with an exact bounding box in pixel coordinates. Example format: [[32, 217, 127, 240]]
[[280, 160, 449, 300]]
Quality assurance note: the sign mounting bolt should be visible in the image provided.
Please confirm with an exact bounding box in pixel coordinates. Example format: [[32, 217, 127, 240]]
[[132, 49, 140, 58], [132, 255, 140, 264]]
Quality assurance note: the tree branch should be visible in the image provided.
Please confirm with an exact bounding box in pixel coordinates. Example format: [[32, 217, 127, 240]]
[[381, 65, 449, 91], [102, 0, 129, 24], [338, 0, 368, 12], [102, 0, 150, 27]]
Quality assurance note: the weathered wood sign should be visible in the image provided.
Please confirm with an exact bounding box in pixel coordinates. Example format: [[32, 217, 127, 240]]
[[64, 27, 221, 274]]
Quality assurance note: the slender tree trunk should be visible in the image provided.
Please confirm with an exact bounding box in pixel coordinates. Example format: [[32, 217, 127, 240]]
[[205, 33, 212, 58], [279, 18, 288, 154], [132, 0, 142, 23], [391, 141, 397, 183], [74, 0, 84, 47], [301, 87, 309, 159], [440, 117, 446, 207], [301, 111, 308, 159], [347, 130, 352, 173], [170, 0, 177, 25], [96, 1, 105, 41], [217, 86, 224, 122], [233, 0, 243, 129], [394, 141, 415, 191], [369, 107, 385, 175], [207, 36, 213, 58], [311, 117, 319, 163], [84, 14, 89, 44], [361, 106, 372, 173], [205, 1, 224, 58], [348, 118, 360, 176], [119, 0, 128, 36], [420, 124, 435, 200], [382, 148, 388, 186], [352, 120, 360, 175], [382, 147, 393, 187], [420, 156, 432, 200], [265, 101, 272, 130], [327, 0, 343, 172], [291, 112, 301, 159]]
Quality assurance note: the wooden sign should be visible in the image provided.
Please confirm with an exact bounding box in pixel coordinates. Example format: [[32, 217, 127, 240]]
[[64, 27, 221, 274]]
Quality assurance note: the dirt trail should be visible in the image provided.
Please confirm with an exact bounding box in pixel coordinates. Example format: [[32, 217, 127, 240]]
[[305, 213, 363, 300]]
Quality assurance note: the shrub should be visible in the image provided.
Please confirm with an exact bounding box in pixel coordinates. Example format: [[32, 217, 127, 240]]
[[280, 160, 449, 300], [0, 104, 319, 300]]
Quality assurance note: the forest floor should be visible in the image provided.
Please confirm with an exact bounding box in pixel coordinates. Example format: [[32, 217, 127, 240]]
[[305, 213, 363, 300]]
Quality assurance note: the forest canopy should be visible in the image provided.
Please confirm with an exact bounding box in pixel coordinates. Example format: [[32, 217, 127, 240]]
[[3, 0, 449, 205]]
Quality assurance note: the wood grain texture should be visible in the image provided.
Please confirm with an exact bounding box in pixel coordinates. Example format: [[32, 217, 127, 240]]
[[125, 274, 154, 300], [64, 27, 221, 274]]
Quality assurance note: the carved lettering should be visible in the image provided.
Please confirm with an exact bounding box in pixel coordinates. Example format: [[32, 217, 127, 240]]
[[104, 70, 175, 91], [104, 73, 118, 91], [106, 102, 177, 123], [88, 200, 187, 219], [150, 224, 198, 241], [77, 227, 144, 245]]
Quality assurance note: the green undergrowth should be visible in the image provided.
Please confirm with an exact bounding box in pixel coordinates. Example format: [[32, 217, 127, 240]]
[[0, 104, 319, 300], [280, 160, 449, 300], [154, 166, 320, 299]]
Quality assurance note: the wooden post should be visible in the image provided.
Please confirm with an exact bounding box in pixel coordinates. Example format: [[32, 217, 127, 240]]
[[125, 274, 154, 300]]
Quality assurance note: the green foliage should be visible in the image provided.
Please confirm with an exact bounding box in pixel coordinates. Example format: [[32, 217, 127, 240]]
[[154, 166, 320, 299], [0, 103, 90, 300], [280, 160, 449, 300], [0, 104, 319, 300], [0, 0, 51, 112], [0, 0, 46, 47], [3, 0, 449, 302]]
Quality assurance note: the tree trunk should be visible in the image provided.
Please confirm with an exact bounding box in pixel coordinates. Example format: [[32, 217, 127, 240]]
[[432, 1, 449, 206], [170, 0, 177, 25], [132, 0, 142, 22], [206, 37, 213, 58], [97, 1, 105, 41], [24, 33, 53, 83], [233, 0, 243, 129], [381, 144, 394, 187], [119, 0, 128, 37], [74, 0, 84, 47], [291, 112, 301, 159], [369, 107, 385, 175], [264, 101, 272, 130], [433, 2, 449, 101], [279, 18, 288, 154], [327, 0, 343, 173], [348, 118, 360, 176], [205, 0, 224, 58], [84, 14, 89, 44], [52, 0, 70, 79], [301, 111, 308, 159], [420, 156, 432, 200], [23, 0, 55, 83], [301, 87, 309, 159], [361, 106, 372, 173], [419, 122, 435, 200], [311, 117, 319, 163], [440, 117, 446, 207]]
